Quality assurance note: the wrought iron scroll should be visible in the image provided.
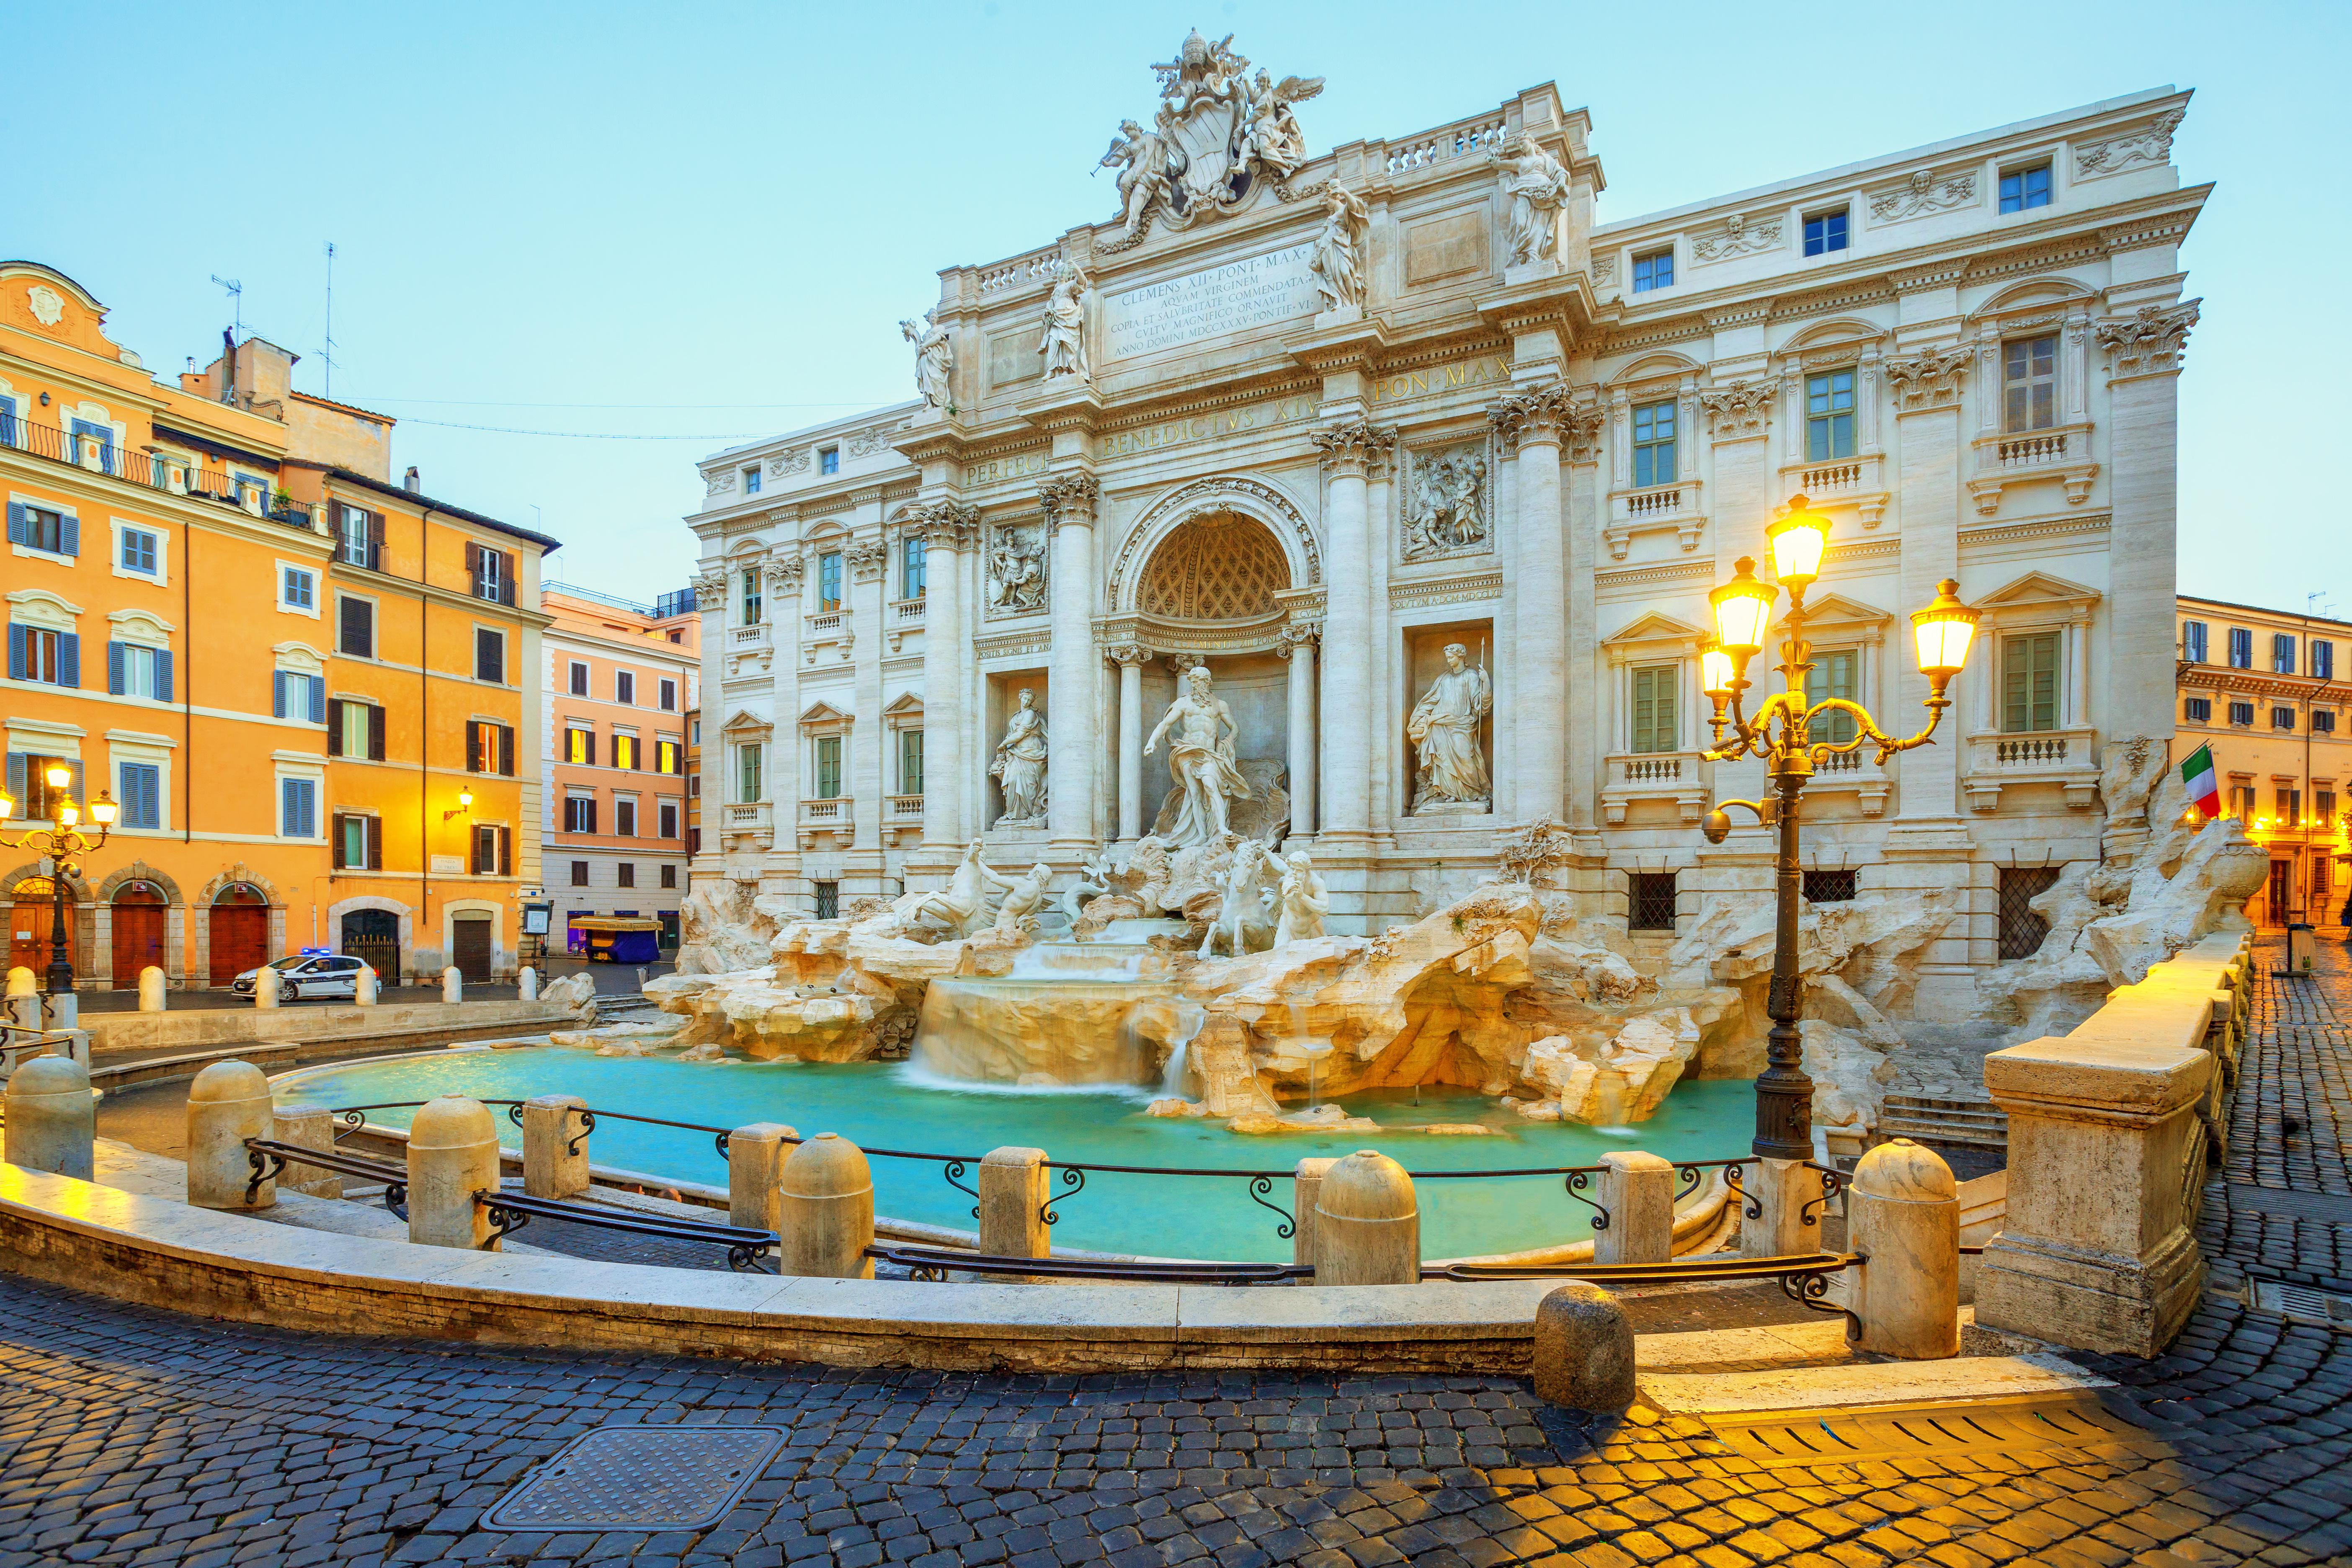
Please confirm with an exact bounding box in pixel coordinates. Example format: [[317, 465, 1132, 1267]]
[[943, 1158, 980, 1220], [1041, 1165, 1084, 1228], [1801, 1164, 1844, 1228], [245, 1147, 287, 1204], [479, 1194, 534, 1244], [1782, 1263, 1860, 1339], [1565, 1169, 1610, 1232], [1248, 1175, 1297, 1241]]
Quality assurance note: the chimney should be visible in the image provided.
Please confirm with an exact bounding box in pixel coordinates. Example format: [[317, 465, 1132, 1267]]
[[402, 466, 421, 493]]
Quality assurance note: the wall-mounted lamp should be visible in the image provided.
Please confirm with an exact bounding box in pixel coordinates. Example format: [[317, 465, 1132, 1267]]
[[442, 789, 475, 823]]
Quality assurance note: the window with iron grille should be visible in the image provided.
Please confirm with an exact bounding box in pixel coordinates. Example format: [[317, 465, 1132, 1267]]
[[1998, 867, 2061, 960], [814, 881, 840, 920], [1803, 869, 1857, 903], [1627, 872, 1678, 931]]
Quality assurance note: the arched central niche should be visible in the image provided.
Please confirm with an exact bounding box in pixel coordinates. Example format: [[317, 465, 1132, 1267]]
[[1136, 511, 1291, 623]]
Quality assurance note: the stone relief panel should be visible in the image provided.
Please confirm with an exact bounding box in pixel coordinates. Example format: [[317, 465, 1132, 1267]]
[[2073, 110, 2182, 178], [984, 521, 1048, 619], [1400, 440, 1492, 563], [847, 421, 910, 459], [767, 447, 812, 477], [1867, 168, 1978, 224], [1692, 213, 1782, 263]]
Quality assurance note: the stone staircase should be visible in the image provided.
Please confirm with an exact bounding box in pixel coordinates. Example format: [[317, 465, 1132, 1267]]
[[1878, 1093, 2009, 1152]]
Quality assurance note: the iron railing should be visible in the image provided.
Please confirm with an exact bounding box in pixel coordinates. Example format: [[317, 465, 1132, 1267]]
[[2, 417, 316, 531]]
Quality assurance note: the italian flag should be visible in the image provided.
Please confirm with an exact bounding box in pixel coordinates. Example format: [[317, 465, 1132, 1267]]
[[2181, 743, 2220, 820]]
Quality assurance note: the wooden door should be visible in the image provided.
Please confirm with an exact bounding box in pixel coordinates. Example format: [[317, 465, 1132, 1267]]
[[111, 898, 165, 988], [209, 904, 268, 985], [8, 883, 62, 978], [451, 917, 493, 983]]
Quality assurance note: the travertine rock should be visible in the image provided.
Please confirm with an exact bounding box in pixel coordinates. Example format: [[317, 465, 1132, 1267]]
[[538, 971, 599, 1017], [673, 880, 787, 974]]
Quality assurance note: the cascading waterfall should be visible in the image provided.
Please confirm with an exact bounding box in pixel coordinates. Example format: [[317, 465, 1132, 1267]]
[[1158, 1001, 1207, 1098]]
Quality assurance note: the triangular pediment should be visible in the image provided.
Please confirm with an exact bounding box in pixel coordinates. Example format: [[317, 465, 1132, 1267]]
[[719, 707, 773, 736], [1978, 570, 2101, 609], [882, 691, 925, 717], [1602, 611, 1708, 648], [797, 699, 854, 728]]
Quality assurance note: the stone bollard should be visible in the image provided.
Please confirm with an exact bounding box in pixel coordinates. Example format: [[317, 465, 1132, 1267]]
[[1292, 1156, 1338, 1271], [43, 990, 77, 1030], [138, 966, 167, 1012], [185, 1060, 277, 1210], [1741, 1156, 1818, 1258], [4, 1055, 95, 1181], [253, 967, 280, 1008], [518, 966, 539, 1001], [777, 1132, 875, 1278], [442, 966, 463, 1004], [1848, 1138, 1960, 1359], [8, 993, 38, 1032], [355, 965, 378, 1006], [521, 1094, 591, 1199], [1532, 1283, 1637, 1413], [3, 967, 33, 999], [1595, 1150, 1675, 1266], [272, 1104, 341, 1199], [727, 1122, 797, 1231], [1314, 1150, 1419, 1286], [978, 1146, 1051, 1267], [407, 1095, 503, 1250]]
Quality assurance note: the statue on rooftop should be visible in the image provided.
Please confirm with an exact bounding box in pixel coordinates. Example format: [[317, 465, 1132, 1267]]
[[1488, 131, 1571, 268], [899, 308, 954, 412], [1039, 261, 1091, 380]]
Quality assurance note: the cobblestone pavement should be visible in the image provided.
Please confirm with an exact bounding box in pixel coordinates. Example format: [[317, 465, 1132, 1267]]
[[4, 944, 2349, 1568]]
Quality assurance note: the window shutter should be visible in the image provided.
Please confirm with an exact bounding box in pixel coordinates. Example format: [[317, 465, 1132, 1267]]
[[587, 799, 598, 835], [4, 754, 21, 806], [369, 704, 386, 761], [57, 633, 78, 688], [465, 541, 483, 593], [70, 760, 84, 807], [307, 674, 326, 725], [586, 730, 597, 768], [108, 641, 126, 696], [328, 699, 345, 756], [499, 826, 512, 877], [332, 814, 348, 869], [5, 624, 20, 681], [5, 501, 22, 546], [499, 725, 515, 776], [632, 736, 643, 771], [59, 512, 78, 557], [466, 722, 482, 774], [155, 650, 173, 704], [273, 671, 287, 719], [366, 814, 382, 870], [500, 551, 518, 606]]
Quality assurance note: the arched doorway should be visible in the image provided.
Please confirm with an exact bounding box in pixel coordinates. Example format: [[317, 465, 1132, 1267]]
[[208, 884, 269, 986], [341, 909, 401, 984], [7, 877, 68, 980], [110, 879, 168, 988]]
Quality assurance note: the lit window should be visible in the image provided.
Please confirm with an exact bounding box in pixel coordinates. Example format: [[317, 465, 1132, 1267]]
[[1803, 208, 1849, 256], [565, 726, 593, 765], [819, 447, 839, 475], [1631, 248, 1673, 292], [1632, 401, 1676, 488], [655, 738, 680, 774], [2182, 621, 2207, 663], [1999, 163, 2052, 215], [120, 527, 158, 575], [612, 734, 639, 771], [2001, 633, 2060, 734], [2003, 335, 2058, 432], [2183, 697, 2211, 723], [1805, 370, 1856, 461]]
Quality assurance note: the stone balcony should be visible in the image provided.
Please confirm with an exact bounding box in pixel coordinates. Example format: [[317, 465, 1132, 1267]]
[[886, 597, 926, 653], [804, 609, 851, 665], [718, 799, 773, 848], [883, 793, 924, 848], [1777, 454, 1887, 529], [1603, 479, 1705, 560], [1963, 725, 2101, 812], [797, 795, 853, 849], [1966, 423, 2098, 516], [723, 622, 774, 683], [1803, 745, 1893, 815], [1601, 751, 1709, 824]]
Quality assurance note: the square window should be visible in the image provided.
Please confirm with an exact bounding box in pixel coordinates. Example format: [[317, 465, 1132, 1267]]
[[1631, 400, 1676, 488], [2273, 706, 2297, 731], [11, 626, 67, 686], [2183, 697, 2211, 723], [281, 566, 316, 611], [2314, 709, 2337, 734], [1999, 162, 2052, 215], [1627, 872, 1678, 932], [1631, 248, 1673, 292], [2229, 701, 2254, 727], [120, 527, 157, 575], [1802, 869, 1857, 903], [117, 643, 160, 699], [20, 505, 66, 554], [1803, 208, 1849, 256], [1805, 369, 1856, 461], [819, 447, 840, 475]]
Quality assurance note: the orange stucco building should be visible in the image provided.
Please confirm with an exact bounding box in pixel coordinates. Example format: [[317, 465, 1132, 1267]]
[[2, 260, 557, 987]]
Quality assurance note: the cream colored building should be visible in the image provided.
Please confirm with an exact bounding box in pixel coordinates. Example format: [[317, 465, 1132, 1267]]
[[687, 46, 2205, 1022]]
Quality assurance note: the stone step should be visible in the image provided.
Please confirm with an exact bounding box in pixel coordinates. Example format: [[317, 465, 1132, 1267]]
[[1879, 1094, 2009, 1151]]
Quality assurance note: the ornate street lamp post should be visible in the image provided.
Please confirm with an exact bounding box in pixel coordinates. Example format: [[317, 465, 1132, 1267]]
[[0, 765, 118, 1001], [1697, 495, 1980, 1160]]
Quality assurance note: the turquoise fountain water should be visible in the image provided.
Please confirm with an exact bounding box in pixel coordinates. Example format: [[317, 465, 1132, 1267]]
[[274, 1045, 1755, 1262]]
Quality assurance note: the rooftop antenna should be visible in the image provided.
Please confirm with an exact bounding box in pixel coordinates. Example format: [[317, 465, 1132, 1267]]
[[209, 274, 243, 337], [319, 242, 339, 400], [210, 275, 243, 405]]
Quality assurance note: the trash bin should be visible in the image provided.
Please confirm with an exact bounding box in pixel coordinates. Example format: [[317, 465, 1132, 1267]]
[[2288, 923, 2316, 972]]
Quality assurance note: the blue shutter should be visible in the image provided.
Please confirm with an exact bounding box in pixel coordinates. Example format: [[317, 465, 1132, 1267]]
[[5, 624, 21, 681], [59, 511, 78, 557], [5, 754, 22, 806], [0, 397, 15, 446], [272, 671, 288, 719], [70, 761, 83, 807], [307, 674, 326, 724], [154, 650, 173, 703], [5, 501, 21, 546], [120, 763, 158, 830], [108, 641, 126, 695], [57, 633, 78, 688]]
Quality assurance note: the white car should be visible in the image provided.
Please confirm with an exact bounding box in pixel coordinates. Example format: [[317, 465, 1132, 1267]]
[[230, 954, 376, 1003]]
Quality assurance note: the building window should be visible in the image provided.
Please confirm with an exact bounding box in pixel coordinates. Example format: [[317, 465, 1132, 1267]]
[[1629, 665, 1678, 754], [471, 824, 510, 875], [2182, 621, 2208, 663], [108, 641, 170, 701], [1999, 162, 2052, 214], [2228, 785, 2255, 819], [1803, 208, 1849, 256], [2229, 701, 2254, 727], [335, 701, 375, 759], [339, 596, 374, 658], [688, 773, 700, 797], [818, 551, 843, 610], [7, 625, 72, 686], [272, 670, 326, 722], [332, 812, 379, 871], [569, 660, 589, 696], [2276, 787, 2303, 825], [1802, 869, 1857, 903], [743, 466, 761, 495], [8, 755, 74, 820], [280, 777, 318, 840], [815, 735, 842, 799], [616, 671, 635, 705], [655, 738, 681, 774], [660, 863, 677, 890], [2002, 335, 2058, 433], [120, 526, 158, 576], [2228, 627, 2252, 668], [659, 800, 678, 839], [10, 503, 69, 554], [819, 446, 839, 475], [337, 504, 374, 567], [470, 547, 513, 605], [738, 744, 762, 802], [474, 627, 505, 684], [2315, 709, 2337, 734], [741, 569, 762, 626], [279, 565, 316, 612], [902, 535, 927, 600], [2273, 706, 2297, 731], [2314, 640, 2336, 681], [814, 881, 840, 919], [117, 761, 161, 830], [1998, 867, 2060, 959], [565, 725, 595, 766], [1815, 649, 1859, 745], [570, 859, 590, 887], [658, 677, 677, 712], [2001, 632, 2060, 734], [1631, 400, 1676, 488], [1631, 248, 1673, 292], [564, 794, 596, 834], [612, 734, 639, 771], [466, 720, 515, 776], [2272, 634, 2297, 675], [616, 861, 635, 889], [1627, 872, 1678, 932], [2184, 697, 2211, 723], [615, 799, 637, 837], [900, 728, 925, 796], [1805, 370, 1857, 461], [2318, 789, 2339, 828]]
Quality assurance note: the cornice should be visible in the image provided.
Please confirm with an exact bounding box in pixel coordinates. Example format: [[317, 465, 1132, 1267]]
[[0, 446, 333, 556]]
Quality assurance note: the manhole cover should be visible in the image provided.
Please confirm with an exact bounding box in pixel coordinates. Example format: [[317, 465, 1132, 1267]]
[[482, 1426, 787, 1532], [1707, 1395, 2160, 1468], [2249, 1279, 2352, 1329]]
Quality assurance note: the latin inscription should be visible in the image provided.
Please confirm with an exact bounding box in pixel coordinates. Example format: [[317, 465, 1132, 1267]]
[[1100, 395, 1319, 459], [1102, 243, 1320, 361], [1368, 355, 1511, 405], [963, 450, 1048, 487]]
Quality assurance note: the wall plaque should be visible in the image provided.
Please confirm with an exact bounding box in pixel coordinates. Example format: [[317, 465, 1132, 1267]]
[[1101, 242, 1319, 361]]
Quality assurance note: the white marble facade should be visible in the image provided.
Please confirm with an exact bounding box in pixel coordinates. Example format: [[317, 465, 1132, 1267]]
[[686, 46, 2205, 1018]]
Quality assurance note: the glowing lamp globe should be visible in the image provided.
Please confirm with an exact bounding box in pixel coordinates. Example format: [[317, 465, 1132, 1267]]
[[458, 790, 474, 811], [1708, 557, 1778, 658], [89, 792, 118, 827], [0, 792, 13, 821], [57, 802, 78, 828], [1910, 578, 1979, 694], [44, 762, 70, 791], [1698, 639, 1736, 700], [1764, 497, 1830, 588]]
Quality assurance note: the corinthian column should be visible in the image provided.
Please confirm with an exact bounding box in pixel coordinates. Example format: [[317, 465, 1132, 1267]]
[[1307, 420, 1394, 848], [1040, 472, 1101, 854], [1493, 386, 1573, 824], [2097, 301, 2198, 746], [914, 503, 976, 863], [1109, 643, 1147, 843], [1278, 624, 1319, 838]]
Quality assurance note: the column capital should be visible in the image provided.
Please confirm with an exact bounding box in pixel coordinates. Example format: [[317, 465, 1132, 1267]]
[[2095, 299, 2200, 383], [1038, 470, 1099, 534], [760, 552, 805, 593], [1275, 620, 1323, 658], [690, 565, 729, 606], [1883, 347, 1972, 415], [906, 499, 980, 551], [1309, 418, 1396, 476], [844, 537, 889, 584], [1698, 377, 1778, 441], [1487, 382, 1581, 452], [1103, 640, 1149, 668]]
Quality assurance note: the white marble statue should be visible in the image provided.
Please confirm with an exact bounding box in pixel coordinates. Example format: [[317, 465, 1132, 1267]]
[[1241, 68, 1322, 182], [991, 689, 1049, 824], [1143, 665, 1253, 846], [1061, 848, 1118, 925], [1489, 132, 1571, 267], [899, 309, 954, 411], [1309, 184, 1367, 313], [895, 840, 1019, 939], [1097, 115, 1184, 243], [1403, 445, 1488, 559], [985, 524, 1045, 615], [1200, 837, 1278, 958], [1408, 642, 1494, 812], [991, 862, 1055, 936], [1274, 851, 1329, 945], [1154, 29, 1249, 209], [1039, 262, 1090, 380]]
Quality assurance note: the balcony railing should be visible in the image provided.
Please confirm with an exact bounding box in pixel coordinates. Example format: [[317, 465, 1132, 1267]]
[[1601, 751, 1709, 825], [720, 801, 772, 835], [1, 417, 317, 531], [887, 794, 925, 821], [1963, 725, 2101, 812], [892, 598, 927, 623], [800, 797, 850, 825]]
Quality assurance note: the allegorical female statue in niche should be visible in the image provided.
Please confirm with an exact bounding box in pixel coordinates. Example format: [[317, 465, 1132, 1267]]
[[992, 689, 1049, 824], [1143, 665, 1253, 846], [1407, 642, 1493, 813]]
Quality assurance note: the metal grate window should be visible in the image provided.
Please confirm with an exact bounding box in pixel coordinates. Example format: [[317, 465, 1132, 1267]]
[[1803, 869, 1857, 903], [1627, 872, 1678, 931], [1998, 867, 2061, 960]]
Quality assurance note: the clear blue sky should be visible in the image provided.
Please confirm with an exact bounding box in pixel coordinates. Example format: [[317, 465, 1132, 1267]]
[[6, 1, 2339, 615]]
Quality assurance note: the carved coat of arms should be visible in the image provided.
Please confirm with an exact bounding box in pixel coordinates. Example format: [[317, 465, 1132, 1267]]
[[1094, 31, 1322, 250]]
